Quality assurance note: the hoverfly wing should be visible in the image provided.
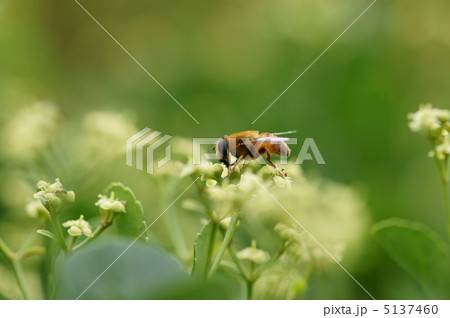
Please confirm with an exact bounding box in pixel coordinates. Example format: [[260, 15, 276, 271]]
[[255, 136, 290, 143]]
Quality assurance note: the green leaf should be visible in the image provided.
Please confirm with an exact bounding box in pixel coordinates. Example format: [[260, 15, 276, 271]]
[[192, 221, 216, 280], [57, 239, 187, 299], [57, 239, 241, 299], [104, 182, 147, 242], [36, 229, 58, 241], [372, 218, 450, 299]]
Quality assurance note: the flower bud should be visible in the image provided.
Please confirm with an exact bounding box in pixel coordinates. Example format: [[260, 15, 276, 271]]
[[64, 191, 75, 203], [68, 226, 82, 236], [219, 216, 240, 230], [50, 180, 63, 191], [49, 197, 62, 208], [36, 180, 48, 191], [206, 179, 217, 188], [237, 240, 269, 264], [100, 201, 113, 210], [111, 200, 125, 213]]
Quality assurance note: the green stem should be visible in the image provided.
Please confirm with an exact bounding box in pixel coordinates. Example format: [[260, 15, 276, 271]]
[[247, 279, 254, 300], [247, 261, 256, 300], [197, 179, 214, 220], [11, 259, 31, 300], [51, 215, 68, 252], [20, 246, 46, 259], [0, 237, 31, 300], [69, 236, 77, 250], [434, 158, 443, 182], [18, 232, 37, 254], [0, 237, 14, 260], [433, 155, 450, 239], [219, 225, 249, 279], [227, 244, 249, 280], [254, 246, 285, 280], [443, 157, 450, 239], [72, 221, 110, 251], [208, 212, 239, 279], [204, 222, 218, 279], [72, 213, 117, 251], [246, 243, 287, 299], [443, 181, 450, 240]]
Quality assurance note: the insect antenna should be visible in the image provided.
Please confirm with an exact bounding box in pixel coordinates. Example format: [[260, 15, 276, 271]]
[[272, 130, 297, 136]]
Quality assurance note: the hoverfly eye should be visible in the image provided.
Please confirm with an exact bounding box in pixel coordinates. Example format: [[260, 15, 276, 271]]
[[215, 138, 228, 163]]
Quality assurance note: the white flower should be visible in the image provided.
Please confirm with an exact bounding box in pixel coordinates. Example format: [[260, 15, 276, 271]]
[[33, 178, 75, 209], [219, 216, 232, 229], [95, 192, 125, 213], [408, 104, 450, 161], [206, 173, 261, 219], [273, 175, 292, 188], [180, 161, 224, 179], [407, 104, 450, 136], [433, 134, 450, 160], [63, 215, 93, 237], [237, 240, 270, 264]]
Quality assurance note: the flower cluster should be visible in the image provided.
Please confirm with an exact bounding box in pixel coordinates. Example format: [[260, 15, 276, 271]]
[[408, 104, 450, 136], [1, 101, 59, 161], [408, 104, 450, 160], [76, 111, 137, 159], [275, 223, 344, 265], [152, 139, 367, 299], [181, 161, 226, 180], [180, 157, 295, 220], [63, 215, 93, 237], [206, 172, 261, 220], [33, 178, 75, 210], [95, 192, 126, 223]]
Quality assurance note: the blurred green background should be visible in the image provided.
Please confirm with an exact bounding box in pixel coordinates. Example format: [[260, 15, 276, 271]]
[[1, 0, 449, 299]]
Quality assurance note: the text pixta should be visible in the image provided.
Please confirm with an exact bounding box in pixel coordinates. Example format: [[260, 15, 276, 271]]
[[324, 305, 368, 317]]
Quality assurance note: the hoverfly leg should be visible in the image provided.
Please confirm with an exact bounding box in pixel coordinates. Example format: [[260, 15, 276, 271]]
[[280, 168, 288, 178], [227, 155, 245, 178], [265, 152, 277, 169], [267, 153, 288, 177]]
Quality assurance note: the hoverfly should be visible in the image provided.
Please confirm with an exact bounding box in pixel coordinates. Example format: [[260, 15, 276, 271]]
[[213, 130, 295, 175]]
